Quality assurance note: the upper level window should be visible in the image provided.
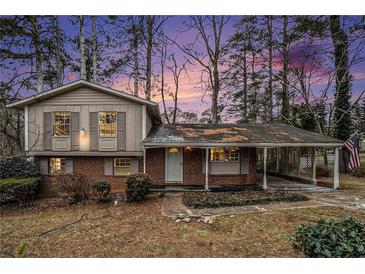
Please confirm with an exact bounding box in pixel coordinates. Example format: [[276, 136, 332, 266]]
[[99, 112, 116, 137], [50, 157, 65, 174], [53, 112, 70, 136], [210, 147, 239, 162]]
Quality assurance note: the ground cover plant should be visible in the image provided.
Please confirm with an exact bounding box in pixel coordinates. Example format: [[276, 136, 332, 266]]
[[291, 216, 365, 257], [183, 191, 309, 208]]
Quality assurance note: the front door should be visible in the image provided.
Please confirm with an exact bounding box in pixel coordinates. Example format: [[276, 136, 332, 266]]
[[166, 147, 183, 183]]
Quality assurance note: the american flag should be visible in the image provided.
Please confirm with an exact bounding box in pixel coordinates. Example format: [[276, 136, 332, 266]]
[[343, 132, 361, 171]]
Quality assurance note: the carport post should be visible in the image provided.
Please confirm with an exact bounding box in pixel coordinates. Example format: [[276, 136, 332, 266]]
[[263, 147, 267, 190], [333, 147, 340, 189], [205, 148, 209, 191], [276, 147, 280, 173], [312, 147, 317, 184]]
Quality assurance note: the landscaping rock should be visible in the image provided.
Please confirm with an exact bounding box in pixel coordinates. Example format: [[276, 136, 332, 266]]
[[175, 219, 181, 223], [183, 217, 191, 223], [176, 213, 186, 219]]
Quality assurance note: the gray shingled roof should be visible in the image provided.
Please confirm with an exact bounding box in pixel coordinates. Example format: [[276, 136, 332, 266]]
[[143, 124, 343, 147]]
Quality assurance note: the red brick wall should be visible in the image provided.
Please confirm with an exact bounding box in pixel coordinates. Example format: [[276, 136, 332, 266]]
[[35, 147, 257, 195], [248, 148, 257, 183], [183, 148, 205, 185], [145, 148, 165, 184], [145, 147, 257, 186], [35, 156, 143, 195]]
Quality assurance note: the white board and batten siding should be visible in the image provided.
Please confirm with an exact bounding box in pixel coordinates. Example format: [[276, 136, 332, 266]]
[[27, 87, 144, 153]]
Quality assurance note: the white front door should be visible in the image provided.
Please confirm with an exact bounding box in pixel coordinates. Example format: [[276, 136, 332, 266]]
[[166, 147, 183, 183]]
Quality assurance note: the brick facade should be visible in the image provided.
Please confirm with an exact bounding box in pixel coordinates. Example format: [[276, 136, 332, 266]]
[[35, 156, 143, 195], [145, 147, 257, 186], [35, 147, 257, 195]]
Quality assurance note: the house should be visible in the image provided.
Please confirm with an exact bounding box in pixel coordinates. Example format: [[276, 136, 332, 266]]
[[7, 80, 344, 193]]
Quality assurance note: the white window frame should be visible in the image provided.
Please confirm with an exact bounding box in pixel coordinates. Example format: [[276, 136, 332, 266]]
[[114, 158, 131, 176], [99, 112, 117, 137], [53, 112, 70, 137], [210, 147, 240, 162], [49, 157, 66, 175]]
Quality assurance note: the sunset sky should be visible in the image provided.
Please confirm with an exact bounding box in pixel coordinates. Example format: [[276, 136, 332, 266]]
[[6, 16, 365, 116]]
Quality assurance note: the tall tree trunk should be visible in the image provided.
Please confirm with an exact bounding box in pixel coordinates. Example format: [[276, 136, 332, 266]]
[[79, 16, 86, 80], [29, 16, 43, 93], [211, 61, 220, 124], [91, 16, 97, 83], [53, 16, 63, 87], [267, 15, 274, 122], [243, 49, 248, 123], [145, 16, 154, 100], [251, 49, 257, 123], [281, 15, 290, 123], [131, 19, 139, 96], [329, 15, 352, 141], [160, 45, 169, 124]]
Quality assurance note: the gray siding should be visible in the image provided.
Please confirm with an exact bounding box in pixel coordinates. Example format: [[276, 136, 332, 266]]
[[27, 86, 146, 154], [71, 112, 80, 151]]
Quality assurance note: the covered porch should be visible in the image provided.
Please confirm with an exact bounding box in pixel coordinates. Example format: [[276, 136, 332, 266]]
[[142, 123, 343, 191]]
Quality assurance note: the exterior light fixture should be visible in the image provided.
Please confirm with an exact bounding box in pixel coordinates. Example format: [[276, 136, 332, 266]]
[[168, 147, 179, 153], [80, 128, 86, 135], [184, 146, 192, 152]]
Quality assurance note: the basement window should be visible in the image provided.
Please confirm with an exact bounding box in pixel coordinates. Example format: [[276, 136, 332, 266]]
[[210, 147, 239, 162], [114, 158, 131, 176], [50, 157, 65, 175]]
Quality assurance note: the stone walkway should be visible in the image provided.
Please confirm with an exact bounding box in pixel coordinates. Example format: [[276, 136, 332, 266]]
[[161, 191, 365, 220]]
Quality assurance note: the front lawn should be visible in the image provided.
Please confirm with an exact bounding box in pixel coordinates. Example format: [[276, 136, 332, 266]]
[[183, 191, 309, 208], [1, 196, 364, 257]]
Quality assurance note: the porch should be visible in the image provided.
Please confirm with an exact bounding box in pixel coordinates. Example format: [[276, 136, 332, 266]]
[[142, 123, 343, 191]]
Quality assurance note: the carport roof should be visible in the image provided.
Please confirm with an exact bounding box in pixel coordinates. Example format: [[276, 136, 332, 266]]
[[143, 123, 343, 147]]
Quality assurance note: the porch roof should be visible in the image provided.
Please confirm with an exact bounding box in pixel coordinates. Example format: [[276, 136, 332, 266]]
[[143, 123, 343, 148]]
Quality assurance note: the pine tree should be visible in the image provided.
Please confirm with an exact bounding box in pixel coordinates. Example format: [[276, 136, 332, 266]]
[[329, 15, 352, 140]]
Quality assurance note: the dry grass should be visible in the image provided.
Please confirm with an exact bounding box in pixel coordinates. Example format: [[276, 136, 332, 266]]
[[318, 174, 365, 197], [1, 195, 365, 258]]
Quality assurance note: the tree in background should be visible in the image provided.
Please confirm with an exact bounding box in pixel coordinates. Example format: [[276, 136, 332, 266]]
[[170, 16, 230, 124], [329, 15, 352, 141]]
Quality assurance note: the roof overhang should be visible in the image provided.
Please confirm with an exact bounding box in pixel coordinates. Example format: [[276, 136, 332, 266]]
[[143, 142, 343, 148], [6, 80, 162, 124], [6, 80, 157, 108]]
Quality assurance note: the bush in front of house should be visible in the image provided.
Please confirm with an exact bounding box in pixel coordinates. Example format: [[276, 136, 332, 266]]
[[290, 216, 365, 258], [0, 156, 39, 179], [125, 173, 151, 202], [92, 181, 112, 203], [183, 191, 309, 209], [0, 177, 40, 204], [57, 173, 91, 203]]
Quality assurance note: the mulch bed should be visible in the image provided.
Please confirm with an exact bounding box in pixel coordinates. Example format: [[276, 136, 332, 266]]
[[183, 191, 310, 208]]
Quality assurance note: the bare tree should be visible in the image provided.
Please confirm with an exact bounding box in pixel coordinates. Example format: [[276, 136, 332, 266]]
[[79, 16, 86, 80], [167, 54, 188, 124], [28, 16, 43, 93], [91, 16, 97, 83], [141, 16, 168, 99], [52, 16, 63, 86], [168, 16, 230, 124]]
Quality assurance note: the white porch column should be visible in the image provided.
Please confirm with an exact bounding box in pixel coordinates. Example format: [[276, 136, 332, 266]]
[[24, 106, 29, 152], [333, 147, 340, 189], [143, 148, 146, 173], [312, 147, 317, 184], [205, 148, 209, 191], [263, 147, 267, 190]]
